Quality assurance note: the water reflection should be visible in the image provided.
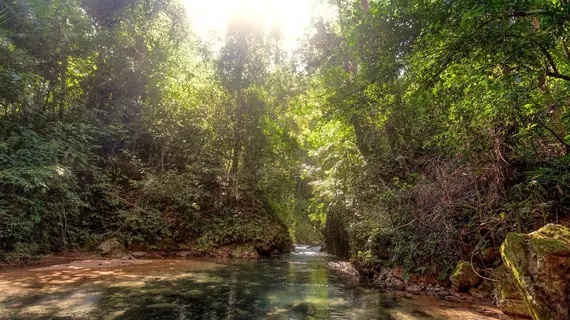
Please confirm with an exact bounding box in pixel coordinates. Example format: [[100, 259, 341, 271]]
[[0, 247, 507, 320]]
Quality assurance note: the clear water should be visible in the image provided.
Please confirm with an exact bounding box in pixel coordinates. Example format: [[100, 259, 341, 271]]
[[0, 246, 504, 319]]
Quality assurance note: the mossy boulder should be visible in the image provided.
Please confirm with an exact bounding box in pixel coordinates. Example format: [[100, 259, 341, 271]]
[[492, 265, 532, 318], [501, 224, 570, 320], [449, 260, 481, 292]]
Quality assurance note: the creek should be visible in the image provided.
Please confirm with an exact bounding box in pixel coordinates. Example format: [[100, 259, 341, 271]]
[[0, 246, 508, 319]]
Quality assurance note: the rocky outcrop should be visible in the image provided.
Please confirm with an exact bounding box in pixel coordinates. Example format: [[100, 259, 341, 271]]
[[449, 260, 481, 292], [501, 224, 570, 320]]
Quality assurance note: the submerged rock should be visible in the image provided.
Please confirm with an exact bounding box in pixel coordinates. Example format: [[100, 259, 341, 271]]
[[449, 260, 481, 292], [98, 238, 125, 257], [501, 223, 570, 320]]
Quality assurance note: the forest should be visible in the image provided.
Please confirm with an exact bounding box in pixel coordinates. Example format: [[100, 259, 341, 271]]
[[1, 0, 570, 312]]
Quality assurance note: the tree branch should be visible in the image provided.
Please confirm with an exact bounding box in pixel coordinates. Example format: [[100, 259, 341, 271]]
[[562, 38, 570, 61], [540, 45, 570, 81], [546, 71, 570, 81], [538, 121, 570, 150], [508, 9, 548, 18], [541, 46, 559, 74]]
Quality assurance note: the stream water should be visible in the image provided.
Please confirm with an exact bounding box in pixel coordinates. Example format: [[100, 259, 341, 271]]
[[0, 246, 509, 319]]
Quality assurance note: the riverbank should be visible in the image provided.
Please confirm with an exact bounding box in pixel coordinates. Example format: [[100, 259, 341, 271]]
[[327, 260, 531, 319], [1, 234, 294, 269], [0, 248, 262, 271]]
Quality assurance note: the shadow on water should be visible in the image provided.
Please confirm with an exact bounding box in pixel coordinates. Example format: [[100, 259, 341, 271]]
[[0, 246, 505, 320]]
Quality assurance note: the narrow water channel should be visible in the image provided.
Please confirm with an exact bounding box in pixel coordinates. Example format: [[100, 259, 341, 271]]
[[0, 246, 509, 319]]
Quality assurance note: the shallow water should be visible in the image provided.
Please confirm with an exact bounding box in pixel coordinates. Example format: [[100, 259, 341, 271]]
[[0, 246, 508, 319]]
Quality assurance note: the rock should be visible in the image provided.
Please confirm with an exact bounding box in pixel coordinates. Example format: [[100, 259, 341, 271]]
[[377, 267, 391, 281], [120, 253, 134, 260], [327, 261, 359, 280], [176, 251, 193, 258], [254, 231, 293, 256], [372, 267, 406, 290], [449, 260, 481, 292], [468, 287, 486, 300], [390, 278, 405, 290], [98, 238, 125, 257], [131, 251, 146, 258], [493, 266, 532, 318], [469, 281, 492, 300], [425, 284, 434, 293], [438, 290, 451, 297], [499, 299, 532, 318], [501, 224, 570, 320], [405, 283, 425, 293], [391, 266, 405, 280]]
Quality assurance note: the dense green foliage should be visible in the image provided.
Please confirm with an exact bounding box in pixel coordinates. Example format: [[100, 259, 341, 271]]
[[0, 0, 311, 260], [301, 0, 570, 277], [1, 0, 570, 278]]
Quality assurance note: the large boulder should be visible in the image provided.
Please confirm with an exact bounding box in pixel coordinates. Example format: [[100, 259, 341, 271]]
[[501, 224, 570, 320], [449, 260, 481, 292], [98, 238, 126, 257], [492, 266, 532, 318]]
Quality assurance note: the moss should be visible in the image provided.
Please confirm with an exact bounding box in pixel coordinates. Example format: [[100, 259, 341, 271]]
[[529, 237, 569, 256], [451, 260, 471, 278], [450, 260, 481, 291], [534, 223, 570, 242], [501, 233, 529, 279], [500, 224, 570, 320]]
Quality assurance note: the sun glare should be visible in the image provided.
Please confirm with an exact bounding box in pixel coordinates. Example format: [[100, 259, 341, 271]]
[[182, 0, 333, 50]]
